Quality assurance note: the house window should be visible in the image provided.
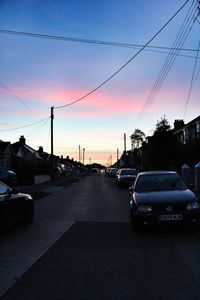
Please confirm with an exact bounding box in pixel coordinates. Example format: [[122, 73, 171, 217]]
[[196, 121, 200, 140], [183, 128, 189, 144]]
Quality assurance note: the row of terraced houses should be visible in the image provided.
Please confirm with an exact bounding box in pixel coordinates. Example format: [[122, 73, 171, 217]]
[[119, 115, 200, 170], [1, 115, 200, 172]]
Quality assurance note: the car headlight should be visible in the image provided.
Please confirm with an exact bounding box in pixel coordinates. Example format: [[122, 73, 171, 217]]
[[137, 204, 152, 212], [186, 202, 200, 210]]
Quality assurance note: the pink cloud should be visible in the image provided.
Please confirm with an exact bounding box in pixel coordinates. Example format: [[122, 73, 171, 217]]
[[0, 121, 14, 127], [0, 84, 142, 117], [0, 78, 193, 119], [133, 85, 197, 114], [40, 85, 150, 118]]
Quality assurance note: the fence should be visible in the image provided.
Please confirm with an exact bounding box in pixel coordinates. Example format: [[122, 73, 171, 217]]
[[181, 163, 200, 193]]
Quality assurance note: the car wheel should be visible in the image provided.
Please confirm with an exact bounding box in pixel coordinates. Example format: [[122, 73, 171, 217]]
[[195, 219, 200, 228], [23, 202, 34, 225], [130, 209, 143, 231]]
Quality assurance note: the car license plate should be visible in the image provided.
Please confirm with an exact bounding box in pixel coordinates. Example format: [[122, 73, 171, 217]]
[[158, 214, 183, 221]]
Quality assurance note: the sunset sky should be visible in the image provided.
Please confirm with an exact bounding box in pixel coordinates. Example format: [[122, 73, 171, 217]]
[[0, 0, 199, 165]]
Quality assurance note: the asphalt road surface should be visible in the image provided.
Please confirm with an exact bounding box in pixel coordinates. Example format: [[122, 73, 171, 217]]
[[1, 172, 200, 299]]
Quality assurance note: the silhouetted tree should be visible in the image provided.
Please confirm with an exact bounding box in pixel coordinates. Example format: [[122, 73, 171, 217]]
[[142, 116, 182, 171], [130, 129, 146, 149], [154, 115, 171, 134]]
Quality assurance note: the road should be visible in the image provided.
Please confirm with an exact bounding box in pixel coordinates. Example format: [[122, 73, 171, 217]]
[[1, 172, 200, 299]]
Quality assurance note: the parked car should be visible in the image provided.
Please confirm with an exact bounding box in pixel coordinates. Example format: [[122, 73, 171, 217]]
[[91, 168, 99, 173], [0, 180, 34, 230], [56, 164, 66, 175], [106, 168, 118, 177], [0, 168, 18, 186], [130, 171, 200, 230], [116, 168, 138, 187]]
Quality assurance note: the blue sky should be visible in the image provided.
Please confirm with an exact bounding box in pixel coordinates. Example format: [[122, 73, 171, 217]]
[[0, 0, 199, 165]]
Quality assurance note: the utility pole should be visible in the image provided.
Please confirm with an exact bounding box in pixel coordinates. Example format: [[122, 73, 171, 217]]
[[83, 148, 85, 165], [124, 133, 127, 154], [79, 145, 81, 162], [51, 106, 54, 180], [117, 148, 119, 167]]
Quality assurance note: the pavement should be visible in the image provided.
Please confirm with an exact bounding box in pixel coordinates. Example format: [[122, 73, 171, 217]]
[[20, 173, 85, 199]]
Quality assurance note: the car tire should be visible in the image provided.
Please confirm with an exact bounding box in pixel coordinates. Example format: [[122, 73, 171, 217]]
[[195, 219, 200, 228], [130, 209, 143, 231], [23, 202, 34, 225]]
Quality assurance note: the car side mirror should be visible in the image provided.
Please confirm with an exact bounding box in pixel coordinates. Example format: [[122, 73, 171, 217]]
[[189, 183, 195, 189], [129, 186, 134, 193], [12, 187, 20, 194]]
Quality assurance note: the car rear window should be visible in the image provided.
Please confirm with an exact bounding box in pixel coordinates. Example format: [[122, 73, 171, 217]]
[[120, 170, 137, 175]]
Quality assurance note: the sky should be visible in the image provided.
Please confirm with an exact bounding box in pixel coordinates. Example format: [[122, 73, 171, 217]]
[[0, 0, 199, 166]]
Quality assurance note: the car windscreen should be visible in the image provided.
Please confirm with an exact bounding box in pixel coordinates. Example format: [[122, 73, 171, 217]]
[[120, 170, 137, 175], [135, 174, 187, 192]]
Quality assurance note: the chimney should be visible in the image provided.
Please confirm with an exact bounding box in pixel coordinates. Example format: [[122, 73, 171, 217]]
[[174, 119, 185, 130], [38, 146, 43, 153], [19, 135, 26, 145]]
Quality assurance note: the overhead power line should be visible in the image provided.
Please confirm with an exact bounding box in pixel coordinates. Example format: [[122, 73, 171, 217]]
[[0, 28, 198, 54], [26, 117, 51, 141], [0, 79, 48, 133], [132, 0, 199, 127], [183, 38, 200, 119], [0, 117, 50, 132], [54, 0, 190, 109], [0, 80, 39, 117]]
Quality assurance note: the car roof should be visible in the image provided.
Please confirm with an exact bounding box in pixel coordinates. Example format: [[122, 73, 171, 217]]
[[138, 170, 178, 176], [119, 168, 136, 170]]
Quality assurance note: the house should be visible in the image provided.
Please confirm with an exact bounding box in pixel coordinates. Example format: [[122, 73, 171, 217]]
[[173, 116, 200, 145], [0, 140, 14, 169], [0, 135, 77, 178], [37, 146, 51, 161], [11, 136, 42, 160], [118, 150, 138, 168]]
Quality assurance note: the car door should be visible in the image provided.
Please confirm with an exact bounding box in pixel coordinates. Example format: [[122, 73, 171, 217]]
[[0, 183, 12, 229]]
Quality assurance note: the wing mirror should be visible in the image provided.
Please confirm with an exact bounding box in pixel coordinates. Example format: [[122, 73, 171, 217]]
[[12, 187, 20, 194], [189, 183, 195, 189], [129, 186, 134, 193]]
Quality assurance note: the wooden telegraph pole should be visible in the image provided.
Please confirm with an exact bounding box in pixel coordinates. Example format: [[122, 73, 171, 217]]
[[117, 148, 119, 167], [124, 133, 127, 154], [51, 106, 54, 180], [83, 148, 85, 165]]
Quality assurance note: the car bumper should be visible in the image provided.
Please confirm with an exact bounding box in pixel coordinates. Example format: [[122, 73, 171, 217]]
[[132, 210, 200, 225], [117, 180, 134, 187]]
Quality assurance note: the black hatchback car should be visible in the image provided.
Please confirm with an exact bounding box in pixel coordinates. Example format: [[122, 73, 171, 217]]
[[130, 171, 200, 229], [0, 180, 34, 230], [116, 168, 138, 187], [0, 168, 18, 186]]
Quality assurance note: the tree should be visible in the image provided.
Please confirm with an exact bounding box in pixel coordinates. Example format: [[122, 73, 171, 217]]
[[142, 116, 182, 170], [154, 115, 171, 134], [130, 129, 146, 149]]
